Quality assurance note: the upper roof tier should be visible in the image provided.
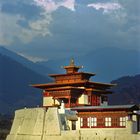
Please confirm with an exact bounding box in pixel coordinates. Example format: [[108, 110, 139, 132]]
[[32, 59, 116, 90], [63, 58, 82, 74], [49, 58, 96, 83]]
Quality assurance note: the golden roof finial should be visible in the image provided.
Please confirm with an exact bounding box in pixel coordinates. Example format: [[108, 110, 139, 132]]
[[70, 58, 75, 66]]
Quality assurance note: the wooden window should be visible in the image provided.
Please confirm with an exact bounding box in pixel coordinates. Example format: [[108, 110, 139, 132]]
[[87, 118, 90, 127], [120, 117, 126, 127], [97, 117, 104, 127], [80, 117, 90, 128], [88, 95, 91, 105], [91, 117, 97, 127], [105, 117, 111, 127], [112, 117, 119, 127]]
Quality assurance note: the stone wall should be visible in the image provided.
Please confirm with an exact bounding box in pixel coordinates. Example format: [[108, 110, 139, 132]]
[[6, 107, 140, 140], [6, 108, 45, 140]]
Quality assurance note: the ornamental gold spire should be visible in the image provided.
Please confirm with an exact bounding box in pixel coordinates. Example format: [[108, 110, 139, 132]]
[[70, 58, 75, 66], [63, 58, 82, 74]]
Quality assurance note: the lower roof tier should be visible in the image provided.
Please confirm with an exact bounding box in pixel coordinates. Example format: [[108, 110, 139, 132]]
[[32, 81, 115, 90]]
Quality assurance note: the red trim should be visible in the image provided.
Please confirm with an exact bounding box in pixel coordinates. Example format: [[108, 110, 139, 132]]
[[81, 126, 90, 128], [43, 93, 51, 97], [89, 126, 126, 128], [80, 117, 90, 128], [49, 72, 95, 77], [32, 81, 114, 89], [72, 108, 131, 111]]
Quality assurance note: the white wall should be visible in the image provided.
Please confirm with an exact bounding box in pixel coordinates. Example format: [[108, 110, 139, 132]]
[[78, 94, 88, 105]]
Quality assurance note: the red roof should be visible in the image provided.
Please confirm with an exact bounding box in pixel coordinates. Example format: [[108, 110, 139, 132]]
[[49, 72, 96, 77], [32, 81, 115, 89], [71, 105, 139, 112]]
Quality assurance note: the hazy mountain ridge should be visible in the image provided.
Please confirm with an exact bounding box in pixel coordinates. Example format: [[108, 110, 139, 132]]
[[0, 47, 140, 114], [0, 52, 49, 114], [109, 74, 140, 105], [38, 47, 140, 82], [0, 46, 53, 78], [0, 113, 12, 140]]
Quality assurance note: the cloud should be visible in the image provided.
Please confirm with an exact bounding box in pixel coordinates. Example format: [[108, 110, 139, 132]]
[[0, 12, 51, 46], [0, 1, 52, 46], [0, 13, 30, 45], [29, 13, 52, 36], [0, 0, 139, 61], [18, 53, 45, 62], [0, 0, 76, 46], [33, 0, 75, 12], [1, 1, 41, 20], [87, 2, 127, 26], [87, 2, 122, 14]]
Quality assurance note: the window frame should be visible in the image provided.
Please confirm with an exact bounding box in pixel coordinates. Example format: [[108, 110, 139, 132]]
[[105, 117, 112, 127], [91, 117, 97, 127], [120, 117, 126, 127], [80, 117, 90, 128]]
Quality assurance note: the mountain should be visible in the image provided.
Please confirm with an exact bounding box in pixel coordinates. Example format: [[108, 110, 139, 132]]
[[0, 53, 49, 114], [0, 46, 53, 78], [0, 113, 12, 140], [38, 47, 140, 82], [109, 74, 140, 105], [0, 46, 139, 114]]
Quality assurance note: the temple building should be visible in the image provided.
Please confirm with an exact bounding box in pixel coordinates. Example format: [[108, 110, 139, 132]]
[[7, 59, 140, 140], [32, 59, 140, 130], [33, 59, 113, 108]]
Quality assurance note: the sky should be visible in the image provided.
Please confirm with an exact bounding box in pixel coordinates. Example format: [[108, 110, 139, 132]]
[[0, 0, 140, 62]]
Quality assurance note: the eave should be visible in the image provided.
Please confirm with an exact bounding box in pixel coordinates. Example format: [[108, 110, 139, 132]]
[[31, 81, 87, 89], [31, 81, 115, 89], [71, 105, 139, 112], [49, 72, 96, 77], [45, 86, 85, 91]]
